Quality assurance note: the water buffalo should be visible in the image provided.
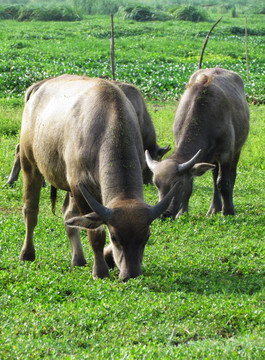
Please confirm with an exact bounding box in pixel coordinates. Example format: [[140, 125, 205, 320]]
[[145, 67, 249, 218], [6, 80, 170, 186], [19, 74, 179, 281]]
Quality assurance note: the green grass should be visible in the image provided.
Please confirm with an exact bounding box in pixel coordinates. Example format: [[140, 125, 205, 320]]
[[1, 103, 265, 359], [1, 13, 265, 359], [0, 13, 264, 102]]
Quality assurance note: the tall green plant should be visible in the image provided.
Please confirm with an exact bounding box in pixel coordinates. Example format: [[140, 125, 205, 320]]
[[173, 5, 208, 22], [73, 0, 124, 15], [17, 3, 81, 21]]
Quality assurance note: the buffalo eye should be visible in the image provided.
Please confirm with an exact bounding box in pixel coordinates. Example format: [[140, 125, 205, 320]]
[[154, 180, 160, 190], [110, 233, 117, 243]]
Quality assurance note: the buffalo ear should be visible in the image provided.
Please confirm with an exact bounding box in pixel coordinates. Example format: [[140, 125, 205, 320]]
[[66, 213, 104, 229], [190, 163, 215, 177]]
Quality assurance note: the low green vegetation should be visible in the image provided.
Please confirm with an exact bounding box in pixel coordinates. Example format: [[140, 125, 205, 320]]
[[0, 12, 265, 103], [1, 8, 265, 359]]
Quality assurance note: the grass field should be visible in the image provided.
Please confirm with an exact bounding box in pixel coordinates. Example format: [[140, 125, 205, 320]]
[[0, 12, 265, 102], [1, 11, 265, 359]]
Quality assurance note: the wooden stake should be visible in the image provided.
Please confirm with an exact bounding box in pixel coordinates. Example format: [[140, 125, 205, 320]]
[[245, 18, 249, 84], [198, 16, 223, 69], [110, 14, 115, 80]]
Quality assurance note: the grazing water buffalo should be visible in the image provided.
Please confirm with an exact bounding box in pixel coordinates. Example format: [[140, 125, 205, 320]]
[[19, 74, 178, 280], [6, 80, 170, 186], [146, 67, 249, 218]]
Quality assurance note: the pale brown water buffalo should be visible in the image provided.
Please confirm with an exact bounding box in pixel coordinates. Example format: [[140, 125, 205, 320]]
[[19, 74, 180, 281], [145, 67, 249, 219], [6, 80, 170, 186]]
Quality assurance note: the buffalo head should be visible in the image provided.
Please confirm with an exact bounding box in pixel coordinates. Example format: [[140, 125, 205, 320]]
[[145, 150, 215, 219], [67, 182, 178, 281]]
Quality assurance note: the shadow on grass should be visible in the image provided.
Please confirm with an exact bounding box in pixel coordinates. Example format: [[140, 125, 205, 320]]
[[142, 264, 265, 295]]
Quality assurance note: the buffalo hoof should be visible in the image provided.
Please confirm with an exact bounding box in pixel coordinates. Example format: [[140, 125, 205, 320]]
[[119, 270, 142, 282], [207, 209, 220, 215], [71, 257, 87, 267], [222, 208, 235, 216], [207, 204, 222, 215], [175, 209, 189, 218], [104, 244, 115, 268], [5, 180, 14, 187], [19, 248, 35, 262], [93, 261, 109, 279]]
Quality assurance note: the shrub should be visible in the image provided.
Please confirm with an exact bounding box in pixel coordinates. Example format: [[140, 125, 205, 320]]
[[257, 7, 265, 14], [232, 7, 237, 17], [173, 5, 208, 22], [0, 4, 21, 19], [118, 6, 153, 21], [230, 26, 265, 36], [17, 4, 81, 21], [117, 5, 170, 22], [230, 26, 245, 35]]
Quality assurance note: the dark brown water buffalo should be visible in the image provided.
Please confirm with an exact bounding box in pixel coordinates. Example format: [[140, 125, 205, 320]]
[[6, 80, 170, 186], [19, 74, 179, 281], [145, 67, 249, 219]]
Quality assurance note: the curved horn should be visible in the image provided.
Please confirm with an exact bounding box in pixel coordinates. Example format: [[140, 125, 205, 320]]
[[145, 150, 158, 173], [177, 149, 202, 173], [148, 181, 179, 222], [78, 182, 112, 222]]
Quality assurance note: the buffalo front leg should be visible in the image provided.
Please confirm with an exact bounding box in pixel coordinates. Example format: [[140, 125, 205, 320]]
[[207, 162, 222, 215], [20, 168, 43, 262], [220, 152, 240, 215], [63, 193, 87, 267], [87, 226, 109, 279], [217, 161, 236, 216]]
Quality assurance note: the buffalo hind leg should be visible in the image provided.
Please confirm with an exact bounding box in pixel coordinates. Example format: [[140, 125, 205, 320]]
[[87, 227, 109, 279], [6, 143, 21, 186], [230, 152, 240, 193], [62, 192, 87, 267], [20, 165, 44, 262], [207, 162, 222, 215]]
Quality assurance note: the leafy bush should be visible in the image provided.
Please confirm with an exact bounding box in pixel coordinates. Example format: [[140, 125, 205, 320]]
[[230, 26, 265, 36], [232, 6, 237, 17], [230, 26, 245, 35], [256, 7, 265, 14], [117, 5, 170, 22], [0, 4, 20, 19], [16, 4, 81, 21], [173, 5, 208, 22]]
